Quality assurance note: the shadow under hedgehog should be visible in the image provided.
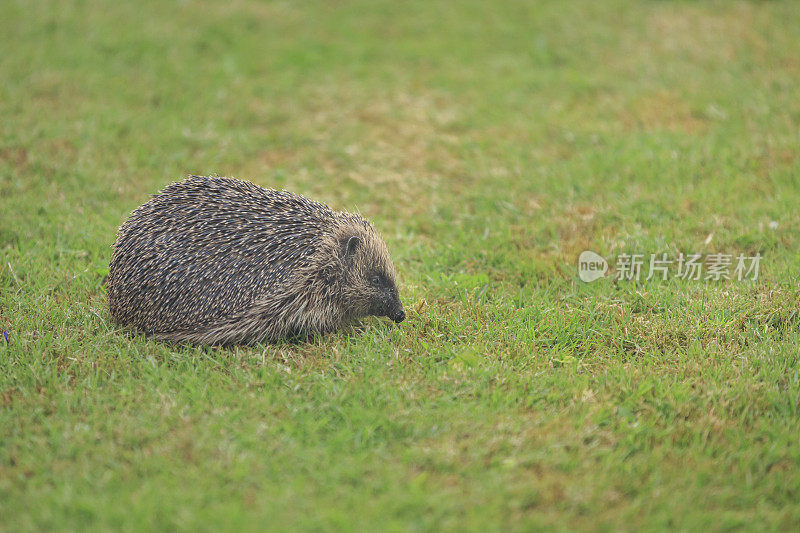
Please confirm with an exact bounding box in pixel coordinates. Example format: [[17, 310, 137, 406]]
[[107, 176, 405, 345]]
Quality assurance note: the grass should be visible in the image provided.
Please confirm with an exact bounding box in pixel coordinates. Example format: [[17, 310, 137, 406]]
[[2, 0, 800, 530]]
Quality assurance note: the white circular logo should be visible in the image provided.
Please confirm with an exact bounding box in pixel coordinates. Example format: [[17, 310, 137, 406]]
[[578, 251, 608, 282]]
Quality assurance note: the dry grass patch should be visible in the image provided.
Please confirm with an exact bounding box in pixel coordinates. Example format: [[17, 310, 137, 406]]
[[619, 90, 707, 134]]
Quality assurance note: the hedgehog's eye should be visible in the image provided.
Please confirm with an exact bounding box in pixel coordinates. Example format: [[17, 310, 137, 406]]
[[369, 275, 380, 286]]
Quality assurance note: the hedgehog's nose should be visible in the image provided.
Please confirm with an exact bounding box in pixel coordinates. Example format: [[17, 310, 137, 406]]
[[392, 309, 405, 324]]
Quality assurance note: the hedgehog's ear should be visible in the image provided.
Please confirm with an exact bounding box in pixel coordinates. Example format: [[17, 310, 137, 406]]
[[342, 235, 360, 261]]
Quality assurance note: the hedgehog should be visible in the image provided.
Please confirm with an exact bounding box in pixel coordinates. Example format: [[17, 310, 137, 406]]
[[106, 176, 405, 345]]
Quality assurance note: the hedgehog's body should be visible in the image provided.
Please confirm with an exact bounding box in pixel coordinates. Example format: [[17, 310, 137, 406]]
[[107, 176, 404, 345]]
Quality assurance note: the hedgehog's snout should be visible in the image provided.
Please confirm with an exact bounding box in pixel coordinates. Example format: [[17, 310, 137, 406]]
[[375, 298, 404, 324], [391, 308, 405, 324], [387, 290, 405, 324], [372, 294, 404, 324]]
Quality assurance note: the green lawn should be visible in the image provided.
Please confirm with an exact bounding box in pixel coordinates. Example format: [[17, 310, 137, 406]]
[[2, 0, 800, 530]]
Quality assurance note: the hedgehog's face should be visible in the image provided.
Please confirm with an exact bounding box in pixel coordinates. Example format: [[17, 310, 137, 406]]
[[340, 234, 405, 324]]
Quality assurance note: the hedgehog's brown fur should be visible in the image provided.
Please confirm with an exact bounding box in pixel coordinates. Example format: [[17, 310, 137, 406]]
[[107, 176, 404, 345]]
